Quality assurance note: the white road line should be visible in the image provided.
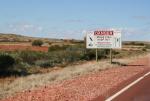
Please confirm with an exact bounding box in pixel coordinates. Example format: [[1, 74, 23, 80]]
[[105, 71, 150, 101]]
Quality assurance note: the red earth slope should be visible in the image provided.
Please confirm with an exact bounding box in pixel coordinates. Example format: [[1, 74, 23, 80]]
[[0, 45, 48, 52]]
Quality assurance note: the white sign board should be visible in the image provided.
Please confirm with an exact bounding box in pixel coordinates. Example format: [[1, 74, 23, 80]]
[[86, 31, 96, 48], [86, 29, 121, 49]]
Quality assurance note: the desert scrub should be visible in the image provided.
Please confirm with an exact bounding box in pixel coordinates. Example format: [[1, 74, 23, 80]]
[[48, 45, 70, 51], [0, 52, 18, 76], [145, 44, 150, 49], [32, 40, 43, 46], [0, 44, 111, 76], [18, 50, 48, 64], [35, 60, 54, 68], [0, 53, 15, 71]]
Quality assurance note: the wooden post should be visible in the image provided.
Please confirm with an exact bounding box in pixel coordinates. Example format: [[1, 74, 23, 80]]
[[96, 48, 98, 62], [110, 48, 112, 64]]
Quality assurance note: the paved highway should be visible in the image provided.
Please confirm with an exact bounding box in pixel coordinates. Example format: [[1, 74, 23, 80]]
[[107, 72, 150, 101]]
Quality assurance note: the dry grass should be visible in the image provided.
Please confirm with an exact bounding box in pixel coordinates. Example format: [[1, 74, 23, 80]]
[[0, 53, 149, 99]]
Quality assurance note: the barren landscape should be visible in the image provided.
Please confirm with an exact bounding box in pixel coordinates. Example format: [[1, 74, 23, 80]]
[[0, 53, 149, 101], [0, 33, 150, 101], [0, 1, 150, 101]]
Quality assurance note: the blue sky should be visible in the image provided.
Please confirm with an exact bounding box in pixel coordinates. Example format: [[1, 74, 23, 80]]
[[0, 0, 150, 41]]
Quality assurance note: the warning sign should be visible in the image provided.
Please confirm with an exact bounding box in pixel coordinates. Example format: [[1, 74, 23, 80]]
[[86, 29, 121, 49], [86, 31, 96, 48]]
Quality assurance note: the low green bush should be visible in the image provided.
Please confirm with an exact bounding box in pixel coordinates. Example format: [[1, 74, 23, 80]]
[[142, 48, 147, 51], [35, 60, 54, 68], [32, 40, 43, 46], [0, 53, 15, 71], [13, 62, 29, 75], [48, 45, 69, 51], [18, 50, 47, 64], [145, 44, 150, 49]]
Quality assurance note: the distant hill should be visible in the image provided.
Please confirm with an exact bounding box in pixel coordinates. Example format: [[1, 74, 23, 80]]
[[0, 33, 65, 42], [1, 33, 148, 44]]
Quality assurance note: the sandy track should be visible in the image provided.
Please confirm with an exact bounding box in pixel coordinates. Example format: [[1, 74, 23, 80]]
[[1, 55, 150, 101]]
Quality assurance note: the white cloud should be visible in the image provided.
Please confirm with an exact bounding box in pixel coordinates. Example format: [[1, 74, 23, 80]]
[[1, 22, 149, 41], [7, 23, 43, 35], [121, 27, 150, 41], [47, 29, 84, 40], [37, 27, 43, 31]]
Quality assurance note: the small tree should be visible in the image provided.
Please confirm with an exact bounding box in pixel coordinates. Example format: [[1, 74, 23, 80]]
[[0, 54, 15, 71], [32, 40, 43, 46]]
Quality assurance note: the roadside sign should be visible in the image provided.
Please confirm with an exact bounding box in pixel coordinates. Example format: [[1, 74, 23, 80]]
[[86, 31, 96, 48], [86, 29, 122, 49]]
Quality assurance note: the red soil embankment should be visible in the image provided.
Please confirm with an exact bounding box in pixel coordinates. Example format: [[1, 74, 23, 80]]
[[0, 45, 48, 52]]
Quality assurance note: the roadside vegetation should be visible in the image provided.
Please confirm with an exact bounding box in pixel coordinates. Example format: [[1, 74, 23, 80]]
[[0, 41, 149, 77], [0, 43, 110, 76], [32, 40, 43, 46], [0, 40, 149, 99]]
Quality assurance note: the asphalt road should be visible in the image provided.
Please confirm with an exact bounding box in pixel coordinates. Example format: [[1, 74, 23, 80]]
[[112, 73, 150, 101]]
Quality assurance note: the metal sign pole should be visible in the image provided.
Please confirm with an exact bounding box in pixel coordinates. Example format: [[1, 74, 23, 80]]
[[96, 48, 98, 62], [110, 48, 112, 64]]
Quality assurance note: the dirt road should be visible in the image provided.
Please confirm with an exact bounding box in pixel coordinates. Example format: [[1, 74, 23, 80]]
[[1, 54, 150, 101]]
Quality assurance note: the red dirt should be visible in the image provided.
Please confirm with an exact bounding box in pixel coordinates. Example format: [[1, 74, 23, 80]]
[[1, 55, 150, 101], [0, 45, 48, 52]]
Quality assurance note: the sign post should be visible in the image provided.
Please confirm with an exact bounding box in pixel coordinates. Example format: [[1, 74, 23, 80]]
[[96, 48, 98, 62], [110, 48, 112, 64]]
